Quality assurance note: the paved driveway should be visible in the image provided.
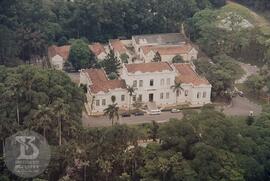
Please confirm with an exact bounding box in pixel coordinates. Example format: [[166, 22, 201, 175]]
[[82, 111, 183, 127], [236, 62, 259, 84], [222, 96, 262, 116]]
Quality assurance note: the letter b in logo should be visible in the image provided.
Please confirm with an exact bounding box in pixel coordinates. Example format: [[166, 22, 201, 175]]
[[16, 136, 40, 160]]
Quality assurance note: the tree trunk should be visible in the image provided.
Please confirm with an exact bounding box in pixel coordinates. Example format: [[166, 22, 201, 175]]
[[43, 128, 46, 139], [129, 96, 131, 113], [16, 102, 20, 125], [84, 165, 86, 181], [58, 115, 62, 146]]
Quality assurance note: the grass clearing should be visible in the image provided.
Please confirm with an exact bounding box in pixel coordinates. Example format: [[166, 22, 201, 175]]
[[220, 2, 256, 24]]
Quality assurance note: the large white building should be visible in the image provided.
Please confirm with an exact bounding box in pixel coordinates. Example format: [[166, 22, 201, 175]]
[[132, 33, 198, 62], [121, 62, 177, 106], [81, 62, 211, 115]]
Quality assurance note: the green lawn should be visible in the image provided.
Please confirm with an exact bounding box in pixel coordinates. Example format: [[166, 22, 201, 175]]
[[221, 2, 256, 24]]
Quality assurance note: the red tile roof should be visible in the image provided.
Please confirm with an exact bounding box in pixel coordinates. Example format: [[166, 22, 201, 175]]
[[142, 44, 193, 55], [89, 43, 106, 56], [48, 45, 71, 60], [174, 63, 210, 86], [125, 62, 173, 73], [109, 39, 127, 54], [84, 69, 126, 93]]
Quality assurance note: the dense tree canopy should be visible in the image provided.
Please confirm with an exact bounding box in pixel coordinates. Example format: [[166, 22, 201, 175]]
[[194, 55, 244, 98], [236, 0, 270, 11], [1, 76, 270, 180], [0, 65, 85, 144], [0, 0, 226, 66], [68, 39, 96, 70], [188, 3, 270, 65]]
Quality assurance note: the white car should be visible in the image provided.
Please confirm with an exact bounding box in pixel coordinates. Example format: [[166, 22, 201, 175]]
[[148, 110, 161, 115], [171, 109, 181, 113]]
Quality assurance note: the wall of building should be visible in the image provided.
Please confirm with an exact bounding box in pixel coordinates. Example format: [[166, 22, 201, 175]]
[[186, 48, 198, 61], [91, 89, 128, 114], [178, 84, 211, 106], [97, 52, 107, 60], [120, 69, 178, 107], [51, 55, 64, 70], [142, 49, 198, 63]]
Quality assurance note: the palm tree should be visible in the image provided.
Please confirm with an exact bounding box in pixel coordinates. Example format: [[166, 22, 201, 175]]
[[158, 158, 170, 181], [171, 81, 184, 105], [104, 103, 119, 126], [31, 105, 53, 139], [97, 159, 112, 181], [53, 99, 69, 146], [127, 86, 135, 113]]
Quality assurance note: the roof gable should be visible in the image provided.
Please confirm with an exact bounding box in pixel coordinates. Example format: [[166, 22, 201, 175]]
[[133, 33, 186, 45], [89, 43, 106, 56], [125, 62, 173, 73], [142, 44, 193, 56], [174, 63, 210, 86], [84, 69, 126, 93]]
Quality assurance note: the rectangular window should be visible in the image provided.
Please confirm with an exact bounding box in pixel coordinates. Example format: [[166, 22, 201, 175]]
[[166, 78, 170, 85], [139, 80, 143, 87], [138, 94, 142, 101], [102, 99, 106, 106], [133, 80, 137, 87], [166, 92, 170, 99], [96, 100, 100, 106], [203, 92, 207, 98], [160, 93, 164, 99], [176, 90, 181, 97], [150, 79, 154, 86], [197, 92, 201, 99], [160, 79, 164, 86], [132, 95, 136, 102], [121, 95, 125, 101], [185, 90, 188, 97]]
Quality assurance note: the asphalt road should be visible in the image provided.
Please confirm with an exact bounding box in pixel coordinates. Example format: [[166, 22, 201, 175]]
[[222, 96, 262, 116], [83, 96, 262, 128], [82, 111, 183, 127]]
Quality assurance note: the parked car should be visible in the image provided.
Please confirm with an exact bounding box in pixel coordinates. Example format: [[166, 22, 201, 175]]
[[133, 111, 145, 116], [121, 112, 131, 117], [238, 91, 244, 97], [148, 110, 161, 115], [171, 109, 181, 113]]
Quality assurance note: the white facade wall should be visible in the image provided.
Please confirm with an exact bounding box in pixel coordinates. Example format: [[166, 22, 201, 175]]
[[179, 84, 211, 106], [97, 52, 107, 60], [90, 89, 128, 113], [80, 71, 129, 115], [142, 48, 198, 63], [120, 68, 178, 107], [186, 48, 198, 61], [51, 55, 65, 70]]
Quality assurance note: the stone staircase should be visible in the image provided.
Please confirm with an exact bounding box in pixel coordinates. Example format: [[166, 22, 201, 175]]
[[147, 101, 158, 111]]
